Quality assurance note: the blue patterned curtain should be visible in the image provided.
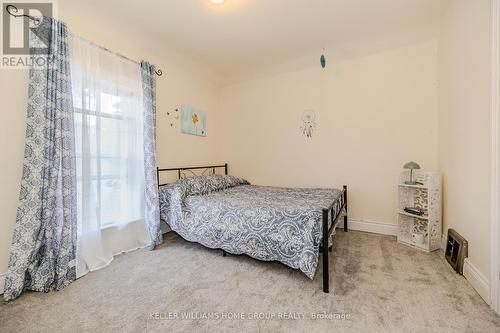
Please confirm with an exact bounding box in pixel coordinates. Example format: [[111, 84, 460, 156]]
[[140, 62, 162, 248], [4, 18, 77, 301]]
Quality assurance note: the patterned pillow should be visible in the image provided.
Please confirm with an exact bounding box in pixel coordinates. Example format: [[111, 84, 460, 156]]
[[158, 183, 176, 216], [177, 175, 249, 196], [159, 175, 249, 218]]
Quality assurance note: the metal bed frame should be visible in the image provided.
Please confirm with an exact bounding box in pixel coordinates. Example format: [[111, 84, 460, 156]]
[[156, 164, 348, 293]]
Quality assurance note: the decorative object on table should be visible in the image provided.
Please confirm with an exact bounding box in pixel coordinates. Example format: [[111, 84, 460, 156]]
[[403, 161, 421, 185], [181, 105, 206, 137], [397, 171, 441, 252], [166, 108, 180, 127], [320, 53, 326, 69], [301, 110, 316, 138]]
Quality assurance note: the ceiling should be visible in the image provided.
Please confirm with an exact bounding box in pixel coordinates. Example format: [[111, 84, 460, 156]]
[[61, 0, 448, 79]]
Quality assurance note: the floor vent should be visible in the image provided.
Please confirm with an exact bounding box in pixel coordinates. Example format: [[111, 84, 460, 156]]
[[445, 229, 468, 274]]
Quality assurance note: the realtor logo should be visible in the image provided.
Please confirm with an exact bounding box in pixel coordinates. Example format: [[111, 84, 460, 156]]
[[1, 1, 53, 68]]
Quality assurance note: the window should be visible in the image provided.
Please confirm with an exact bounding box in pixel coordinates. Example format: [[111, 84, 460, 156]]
[[70, 37, 145, 231], [74, 90, 137, 226], [70, 35, 150, 277]]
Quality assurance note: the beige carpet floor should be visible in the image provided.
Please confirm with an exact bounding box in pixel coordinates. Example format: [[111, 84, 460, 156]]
[[1, 230, 500, 332]]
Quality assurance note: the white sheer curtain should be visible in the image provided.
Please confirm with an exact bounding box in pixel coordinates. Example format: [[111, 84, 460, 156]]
[[69, 35, 149, 278]]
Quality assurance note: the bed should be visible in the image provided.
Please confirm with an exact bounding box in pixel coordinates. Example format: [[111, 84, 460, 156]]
[[156, 164, 347, 293]]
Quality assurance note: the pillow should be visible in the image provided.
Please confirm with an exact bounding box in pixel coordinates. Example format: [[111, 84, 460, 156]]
[[177, 174, 249, 196], [158, 183, 176, 216], [159, 175, 249, 217]]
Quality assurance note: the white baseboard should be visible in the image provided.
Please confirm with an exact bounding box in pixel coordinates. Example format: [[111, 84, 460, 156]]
[[0, 272, 5, 295], [463, 258, 491, 304], [338, 218, 397, 236]]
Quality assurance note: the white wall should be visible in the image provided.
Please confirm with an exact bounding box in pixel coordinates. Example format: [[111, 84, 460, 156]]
[[220, 40, 439, 226], [0, 6, 223, 281], [438, 0, 492, 288]]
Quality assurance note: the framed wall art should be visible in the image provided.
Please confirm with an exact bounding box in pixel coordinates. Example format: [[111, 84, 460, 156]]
[[181, 105, 207, 137]]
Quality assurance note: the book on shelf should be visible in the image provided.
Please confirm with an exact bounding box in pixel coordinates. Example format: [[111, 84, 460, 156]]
[[403, 207, 424, 216]]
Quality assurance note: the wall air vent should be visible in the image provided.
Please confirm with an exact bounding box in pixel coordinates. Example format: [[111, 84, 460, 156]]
[[445, 229, 468, 274]]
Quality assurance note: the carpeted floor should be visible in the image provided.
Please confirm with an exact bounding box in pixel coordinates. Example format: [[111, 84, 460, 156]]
[[1, 230, 500, 332]]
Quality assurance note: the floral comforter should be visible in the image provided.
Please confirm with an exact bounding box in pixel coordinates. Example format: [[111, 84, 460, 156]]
[[159, 175, 341, 279]]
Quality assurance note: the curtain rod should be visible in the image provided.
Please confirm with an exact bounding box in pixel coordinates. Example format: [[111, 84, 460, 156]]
[[5, 4, 163, 77]]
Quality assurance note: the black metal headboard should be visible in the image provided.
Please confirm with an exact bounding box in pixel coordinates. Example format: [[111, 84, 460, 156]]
[[157, 164, 228, 186]]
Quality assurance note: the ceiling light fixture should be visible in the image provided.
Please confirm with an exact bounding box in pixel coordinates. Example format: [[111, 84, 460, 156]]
[[210, 0, 225, 4]]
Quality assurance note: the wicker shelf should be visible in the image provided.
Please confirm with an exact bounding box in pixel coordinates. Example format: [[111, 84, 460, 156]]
[[397, 171, 442, 252]]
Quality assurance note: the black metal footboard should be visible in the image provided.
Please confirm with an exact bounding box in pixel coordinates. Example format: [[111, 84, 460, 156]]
[[322, 185, 348, 293]]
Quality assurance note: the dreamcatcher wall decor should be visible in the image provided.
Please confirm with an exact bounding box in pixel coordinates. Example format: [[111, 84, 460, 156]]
[[301, 110, 316, 138]]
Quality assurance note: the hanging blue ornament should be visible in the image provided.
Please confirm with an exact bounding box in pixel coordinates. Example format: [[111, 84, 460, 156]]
[[320, 54, 326, 68]]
